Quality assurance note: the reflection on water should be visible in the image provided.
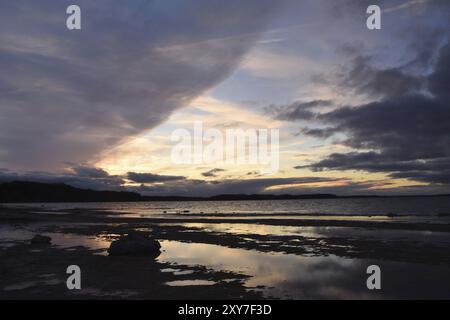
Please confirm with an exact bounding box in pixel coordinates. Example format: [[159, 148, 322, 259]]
[[0, 224, 111, 255], [177, 223, 450, 247], [158, 240, 450, 299]]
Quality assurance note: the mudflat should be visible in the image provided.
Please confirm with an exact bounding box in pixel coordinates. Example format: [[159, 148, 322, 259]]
[[1, 206, 450, 299]]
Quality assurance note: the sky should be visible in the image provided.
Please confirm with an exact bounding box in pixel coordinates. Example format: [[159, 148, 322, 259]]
[[0, 0, 449, 196]]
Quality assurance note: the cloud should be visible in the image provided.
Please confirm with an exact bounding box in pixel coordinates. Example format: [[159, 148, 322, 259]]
[[267, 100, 333, 121], [0, 167, 445, 196], [0, 167, 344, 196], [201, 168, 226, 177], [0, 0, 285, 171], [383, 0, 430, 13], [71, 165, 109, 178], [133, 176, 342, 196], [297, 43, 450, 186], [242, 48, 326, 80], [428, 43, 450, 97], [298, 152, 450, 184], [127, 172, 186, 183], [130, 175, 449, 196], [332, 23, 447, 101]]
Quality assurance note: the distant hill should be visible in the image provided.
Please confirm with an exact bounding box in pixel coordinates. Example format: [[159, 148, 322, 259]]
[[0, 181, 448, 203], [0, 181, 142, 203]]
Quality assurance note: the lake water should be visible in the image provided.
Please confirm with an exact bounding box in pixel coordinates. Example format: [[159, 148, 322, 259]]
[[7, 196, 450, 217]]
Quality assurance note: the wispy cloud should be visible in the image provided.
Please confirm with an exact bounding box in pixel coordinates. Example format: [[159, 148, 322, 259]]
[[383, 0, 431, 13]]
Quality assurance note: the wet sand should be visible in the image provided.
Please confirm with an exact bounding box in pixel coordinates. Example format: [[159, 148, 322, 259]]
[[1, 206, 450, 299]]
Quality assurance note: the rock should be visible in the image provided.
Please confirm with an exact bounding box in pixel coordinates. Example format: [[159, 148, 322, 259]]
[[30, 235, 52, 245], [107, 231, 161, 257]]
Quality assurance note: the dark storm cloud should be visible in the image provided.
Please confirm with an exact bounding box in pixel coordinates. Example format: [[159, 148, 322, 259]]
[[298, 43, 450, 186], [297, 152, 450, 173], [133, 175, 446, 196], [390, 170, 450, 185], [127, 172, 186, 183], [132, 176, 341, 197], [0, 0, 285, 170]]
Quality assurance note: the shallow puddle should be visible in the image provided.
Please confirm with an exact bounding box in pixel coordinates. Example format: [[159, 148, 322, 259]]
[[175, 223, 450, 246]]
